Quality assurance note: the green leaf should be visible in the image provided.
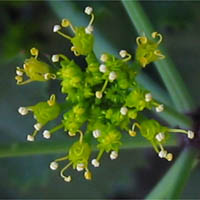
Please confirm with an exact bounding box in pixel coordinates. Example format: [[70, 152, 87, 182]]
[[146, 147, 198, 199]]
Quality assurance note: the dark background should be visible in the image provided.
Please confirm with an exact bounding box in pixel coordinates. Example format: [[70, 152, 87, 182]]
[[0, 1, 200, 199]]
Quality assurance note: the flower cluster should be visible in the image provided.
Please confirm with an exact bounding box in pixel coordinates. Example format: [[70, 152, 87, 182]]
[[16, 6, 195, 182]]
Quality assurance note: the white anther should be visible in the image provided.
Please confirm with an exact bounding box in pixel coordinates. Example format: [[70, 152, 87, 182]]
[[96, 91, 102, 99], [110, 151, 118, 160], [18, 107, 28, 115], [85, 25, 93, 34], [76, 163, 84, 171], [27, 134, 34, 142], [91, 159, 100, 167], [166, 153, 173, 161], [99, 64, 107, 73], [187, 130, 194, 139], [158, 150, 167, 158], [84, 6, 93, 15], [100, 54, 108, 62], [51, 54, 59, 62], [93, 129, 101, 138], [16, 70, 23, 76], [119, 50, 127, 58], [34, 123, 42, 131], [64, 176, 72, 182], [53, 25, 61, 32], [156, 104, 164, 112], [155, 132, 165, 142], [50, 161, 58, 170], [145, 93, 152, 102], [109, 71, 117, 81], [43, 130, 51, 139], [120, 106, 128, 115]]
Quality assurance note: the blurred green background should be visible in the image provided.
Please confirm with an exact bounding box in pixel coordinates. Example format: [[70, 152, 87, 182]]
[[1, 1, 200, 199]]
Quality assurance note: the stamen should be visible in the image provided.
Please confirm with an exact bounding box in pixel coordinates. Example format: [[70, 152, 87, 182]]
[[27, 134, 35, 142], [99, 64, 107, 73], [168, 128, 195, 139], [156, 104, 164, 112], [96, 91, 102, 99], [84, 169, 92, 180], [16, 70, 23, 76], [110, 151, 118, 160], [92, 129, 101, 138], [128, 130, 136, 137], [50, 161, 58, 170], [43, 130, 51, 139], [68, 131, 76, 136], [51, 54, 59, 62], [91, 159, 100, 167], [145, 93, 152, 102], [44, 73, 56, 80], [53, 25, 61, 32], [47, 94, 56, 106], [132, 122, 141, 132], [30, 47, 39, 58], [100, 54, 108, 62], [136, 36, 147, 46], [71, 46, 80, 56], [85, 25, 94, 34], [84, 6, 93, 15], [43, 124, 64, 139], [61, 19, 70, 27], [155, 132, 165, 142], [18, 107, 29, 115], [119, 50, 132, 62], [166, 153, 173, 161], [34, 123, 42, 131], [120, 106, 128, 115], [60, 162, 72, 182], [109, 71, 117, 81], [151, 32, 163, 44], [158, 150, 167, 158], [76, 163, 85, 171], [57, 30, 72, 40], [154, 50, 165, 59]]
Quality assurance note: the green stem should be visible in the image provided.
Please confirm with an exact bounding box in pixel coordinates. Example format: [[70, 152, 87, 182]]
[[0, 134, 176, 158], [121, 0, 195, 112]]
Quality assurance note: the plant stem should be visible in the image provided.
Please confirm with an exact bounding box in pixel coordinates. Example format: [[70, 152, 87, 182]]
[[121, 0, 195, 113], [0, 135, 177, 158]]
